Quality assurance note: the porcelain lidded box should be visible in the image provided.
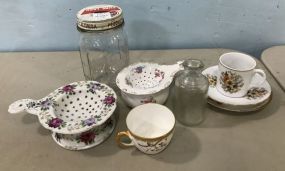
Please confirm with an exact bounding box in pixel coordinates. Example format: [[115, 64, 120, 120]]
[[116, 61, 183, 107], [8, 81, 117, 150]]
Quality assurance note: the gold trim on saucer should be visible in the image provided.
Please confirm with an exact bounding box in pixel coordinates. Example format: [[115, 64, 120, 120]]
[[207, 93, 272, 112]]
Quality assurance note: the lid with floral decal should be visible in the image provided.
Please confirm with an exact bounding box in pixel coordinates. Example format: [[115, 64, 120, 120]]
[[77, 4, 124, 31]]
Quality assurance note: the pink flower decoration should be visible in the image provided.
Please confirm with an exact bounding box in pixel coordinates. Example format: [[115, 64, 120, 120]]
[[80, 132, 96, 144], [103, 96, 115, 105], [48, 118, 63, 128], [62, 85, 75, 93]]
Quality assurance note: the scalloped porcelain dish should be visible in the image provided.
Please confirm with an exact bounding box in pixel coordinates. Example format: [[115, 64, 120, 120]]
[[116, 61, 183, 107], [8, 81, 117, 150], [202, 65, 272, 112]]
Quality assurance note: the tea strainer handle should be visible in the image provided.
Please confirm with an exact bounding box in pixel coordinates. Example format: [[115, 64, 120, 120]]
[[8, 99, 39, 115], [160, 60, 184, 77]]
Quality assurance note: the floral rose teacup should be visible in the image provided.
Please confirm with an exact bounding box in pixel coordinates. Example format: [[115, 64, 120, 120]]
[[116, 103, 175, 155], [217, 52, 266, 98]]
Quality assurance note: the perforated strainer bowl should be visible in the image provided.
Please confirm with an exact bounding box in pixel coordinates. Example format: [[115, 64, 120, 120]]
[[116, 61, 183, 107]]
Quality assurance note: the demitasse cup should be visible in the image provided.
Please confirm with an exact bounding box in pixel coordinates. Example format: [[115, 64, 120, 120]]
[[116, 103, 175, 155], [217, 52, 266, 98]]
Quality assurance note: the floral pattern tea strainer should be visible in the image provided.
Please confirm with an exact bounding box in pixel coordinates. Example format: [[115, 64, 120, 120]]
[[8, 81, 117, 135], [116, 61, 183, 95]]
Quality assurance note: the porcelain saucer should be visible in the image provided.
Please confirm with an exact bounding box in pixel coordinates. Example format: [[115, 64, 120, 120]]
[[202, 65, 272, 112], [52, 115, 115, 150]]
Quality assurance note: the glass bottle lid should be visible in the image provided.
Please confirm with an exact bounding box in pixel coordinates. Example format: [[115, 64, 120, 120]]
[[77, 4, 124, 31]]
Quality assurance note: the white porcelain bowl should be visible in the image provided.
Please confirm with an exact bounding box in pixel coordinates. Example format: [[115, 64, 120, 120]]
[[116, 62, 183, 107]]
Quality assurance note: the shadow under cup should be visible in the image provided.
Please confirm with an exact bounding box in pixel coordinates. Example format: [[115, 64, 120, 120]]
[[116, 103, 175, 155], [217, 52, 266, 98]]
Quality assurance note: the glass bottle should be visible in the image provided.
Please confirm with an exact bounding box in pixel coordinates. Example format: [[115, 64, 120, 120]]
[[77, 5, 129, 89], [173, 59, 209, 126]]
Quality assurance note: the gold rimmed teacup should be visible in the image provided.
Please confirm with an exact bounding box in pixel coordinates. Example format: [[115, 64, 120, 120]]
[[116, 103, 175, 154]]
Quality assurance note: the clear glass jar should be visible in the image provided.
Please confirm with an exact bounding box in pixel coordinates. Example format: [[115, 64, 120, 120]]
[[173, 59, 209, 126], [77, 5, 129, 89]]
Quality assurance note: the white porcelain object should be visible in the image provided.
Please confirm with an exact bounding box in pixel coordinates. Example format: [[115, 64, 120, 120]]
[[53, 115, 115, 150], [116, 103, 175, 154], [8, 81, 117, 150], [116, 61, 183, 107], [217, 52, 266, 98], [203, 65, 272, 112]]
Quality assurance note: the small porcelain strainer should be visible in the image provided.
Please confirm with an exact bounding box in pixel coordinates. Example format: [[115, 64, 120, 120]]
[[8, 81, 117, 135], [116, 61, 183, 95], [116, 61, 183, 107]]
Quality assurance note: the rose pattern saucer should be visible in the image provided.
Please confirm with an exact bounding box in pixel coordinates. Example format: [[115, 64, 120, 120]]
[[52, 116, 115, 150], [202, 66, 272, 112]]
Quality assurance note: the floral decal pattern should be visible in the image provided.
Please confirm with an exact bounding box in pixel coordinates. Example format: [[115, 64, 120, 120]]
[[137, 136, 169, 153], [125, 65, 166, 92], [26, 98, 57, 112], [125, 77, 133, 87], [103, 95, 116, 106], [134, 66, 145, 73], [140, 96, 157, 104], [246, 87, 268, 99], [47, 118, 66, 129], [82, 117, 96, 126], [39, 98, 58, 111], [154, 69, 165, 79], [78, 131, 96, 144], [87, 82, 104, 94], [33, 81, 117, 133], [206, 73, 268, 100], [54, 118, 114, 145], [59, 84, 76, 95], [26, 101, 36, 109], [220, 71, 244, 93], [206, 74, 217, 87]]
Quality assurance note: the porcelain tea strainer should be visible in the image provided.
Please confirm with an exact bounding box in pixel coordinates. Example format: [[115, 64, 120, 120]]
[[116, 61, 183, 107], [8, 81, 117, 150]]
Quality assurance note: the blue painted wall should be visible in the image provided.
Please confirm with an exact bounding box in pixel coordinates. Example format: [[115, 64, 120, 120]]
[[1, 0, 285, 57]]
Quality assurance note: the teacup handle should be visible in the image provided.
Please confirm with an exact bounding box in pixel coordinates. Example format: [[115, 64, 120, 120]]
[[250, 69, 266, 87], [116, 131, 135, 148]]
